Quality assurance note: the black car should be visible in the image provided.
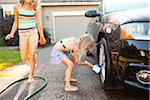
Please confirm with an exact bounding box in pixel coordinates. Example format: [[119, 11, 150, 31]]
[[85, 0, 150, 91]]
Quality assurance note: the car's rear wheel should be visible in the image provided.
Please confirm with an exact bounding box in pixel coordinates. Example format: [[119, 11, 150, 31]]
[[98, 38, 113, 90]]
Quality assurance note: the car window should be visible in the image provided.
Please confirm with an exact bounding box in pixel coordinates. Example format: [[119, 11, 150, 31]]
[[102, 0, 149, 13], [120, 22, 150, 40]]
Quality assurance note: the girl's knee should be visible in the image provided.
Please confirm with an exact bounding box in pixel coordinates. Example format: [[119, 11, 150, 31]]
[[29, 54, 36, 60], [62, 58, 74, 68], [67, 61, 74, 68]]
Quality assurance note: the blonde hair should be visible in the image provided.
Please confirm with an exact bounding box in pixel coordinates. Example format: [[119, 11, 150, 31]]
[[20, 0, 38, 10], [79, 34, 95, 50]]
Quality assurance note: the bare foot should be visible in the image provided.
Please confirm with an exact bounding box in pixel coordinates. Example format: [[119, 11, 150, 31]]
[[70, 78, 77, 82], [27, 78, 35, 83], [64, 85, 79, 92]]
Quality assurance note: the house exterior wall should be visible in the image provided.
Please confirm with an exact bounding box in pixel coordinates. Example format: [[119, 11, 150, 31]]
[[0, 0, 19, 4], [0, 2, 100, 43], [41, 2, 100, 42]]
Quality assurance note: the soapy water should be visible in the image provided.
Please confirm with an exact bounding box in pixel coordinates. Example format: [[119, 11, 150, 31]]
[[0, 78, 45, 100], [13, 81, 37, 100]]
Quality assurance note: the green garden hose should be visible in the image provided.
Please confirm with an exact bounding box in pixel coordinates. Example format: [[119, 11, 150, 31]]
[[0, 75, 48, 100]]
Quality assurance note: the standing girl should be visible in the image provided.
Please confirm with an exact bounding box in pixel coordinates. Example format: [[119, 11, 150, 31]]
[[5, 0, 46, 82], [50, 34, 95, 92]]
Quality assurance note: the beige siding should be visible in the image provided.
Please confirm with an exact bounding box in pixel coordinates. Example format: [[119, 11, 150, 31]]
[[1, 2, 100, 43], [42, 2, 100, 42], [54, 14, 90, 41], [0, 0, 19, 4]]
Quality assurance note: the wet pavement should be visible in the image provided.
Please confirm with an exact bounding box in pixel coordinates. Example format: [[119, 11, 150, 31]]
[[0, 64, 29, 93], [0, 46, 149, 100]]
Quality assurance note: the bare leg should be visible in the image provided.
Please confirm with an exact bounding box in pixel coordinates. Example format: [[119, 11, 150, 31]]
[[19, 35, 29, 64], [28, 33, 39, 82], [62, 58, 79, 92]]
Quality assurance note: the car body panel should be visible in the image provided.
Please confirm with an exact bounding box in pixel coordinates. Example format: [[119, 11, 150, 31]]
[[104, 8, 150, 25], [85, 0, 150, 91]]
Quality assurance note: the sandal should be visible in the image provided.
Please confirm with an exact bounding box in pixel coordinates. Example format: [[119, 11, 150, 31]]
[[65, 85, 79, 92]]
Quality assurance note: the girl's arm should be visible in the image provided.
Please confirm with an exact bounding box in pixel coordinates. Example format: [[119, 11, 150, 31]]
[[35, 8, 46, 45], [76, 60, 93, 68], [5, 5, 18, 40], [73, 49, 92, 68]]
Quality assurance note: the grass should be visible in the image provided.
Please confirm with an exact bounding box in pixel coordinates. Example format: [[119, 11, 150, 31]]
[[0, 50, 21, 71], [0, 38, 4, 47]]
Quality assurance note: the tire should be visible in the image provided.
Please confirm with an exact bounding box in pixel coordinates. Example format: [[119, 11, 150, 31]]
[[98, 37, 113, 90]]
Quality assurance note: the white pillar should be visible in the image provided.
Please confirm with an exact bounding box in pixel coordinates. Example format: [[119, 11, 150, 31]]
[[38, 0, 43, 26]]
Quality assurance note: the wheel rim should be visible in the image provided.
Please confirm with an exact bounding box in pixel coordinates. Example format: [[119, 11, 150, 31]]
[[99, 43, 106, 83]]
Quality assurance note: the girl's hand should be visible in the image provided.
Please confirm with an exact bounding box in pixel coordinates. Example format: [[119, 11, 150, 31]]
[[75, 60, 93, 68], [39, 36, 46, 45], [84, 60, 93, 67], [5, 34, 14, 40]]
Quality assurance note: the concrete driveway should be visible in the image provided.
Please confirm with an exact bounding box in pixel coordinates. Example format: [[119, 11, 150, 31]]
[[0, 46, 148, 100]]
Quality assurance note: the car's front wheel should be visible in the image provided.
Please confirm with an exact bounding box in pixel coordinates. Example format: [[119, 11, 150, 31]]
[[98, 38, 113, 90]]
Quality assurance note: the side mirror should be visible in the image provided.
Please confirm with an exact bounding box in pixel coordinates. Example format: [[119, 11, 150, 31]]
[[85, 10, 101, 18]]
